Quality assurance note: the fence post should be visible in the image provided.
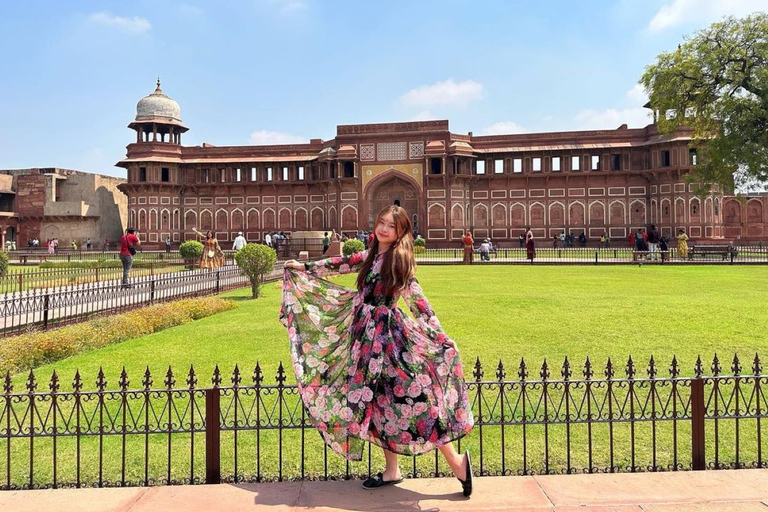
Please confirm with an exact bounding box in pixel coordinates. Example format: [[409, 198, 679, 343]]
[[150, 278, 155, 304], [691, 378, 706, 470], [18, 273, 22, 293], [43, 293, 50, 330], [594, 251, 598, 265], [216, 271, 220, 294], [205, 388, 221, 484]]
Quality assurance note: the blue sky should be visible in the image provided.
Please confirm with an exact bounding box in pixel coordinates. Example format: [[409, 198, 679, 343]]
[[1, 0, 765, 178]]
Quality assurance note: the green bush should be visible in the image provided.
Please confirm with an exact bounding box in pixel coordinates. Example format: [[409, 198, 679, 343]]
[[179, 240, 204, 261], [0, 251, 8, 277], [413, 237, 426, 247], [0, 297, 237, 375], [234, 243, 277, 298], [343, 239, 365, 256]]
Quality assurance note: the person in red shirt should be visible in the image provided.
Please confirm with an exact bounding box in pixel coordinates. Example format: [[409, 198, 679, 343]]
[[461, 230, 474, 264], [119, 227, 141, 288]]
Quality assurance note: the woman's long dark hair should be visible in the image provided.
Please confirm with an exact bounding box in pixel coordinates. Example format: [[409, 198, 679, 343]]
[[356, 206, 415, 296]]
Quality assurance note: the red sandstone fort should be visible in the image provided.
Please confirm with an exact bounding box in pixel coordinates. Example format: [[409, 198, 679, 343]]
[[6, 80, 767, 249]]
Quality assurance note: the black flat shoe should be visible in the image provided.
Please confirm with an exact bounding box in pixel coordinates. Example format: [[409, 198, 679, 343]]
[[457, 449, 473, 497], [362, 472, 404, 489]]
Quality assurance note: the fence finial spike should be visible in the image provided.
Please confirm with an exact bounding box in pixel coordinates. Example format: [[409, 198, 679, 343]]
[[496, 359, 506, 381], [518, 357, 528, 380], [253, 361, 263, 386], [276, 362, 286, 386], [186, 364, 197, 389], [142, 366, 153, 390], [694, 355, 703, 377], [26, 369, 37, 393], [212, 365, 222, 387], [165, 366, 175, 389], [711, 353, 721, 376], [119, 366, 130, 390], [232, 364, 242, 387], [473, 357, 484, 382], [561, 356, 572, 380], [647, 355, 657, 379], [753, 353, 762, 376], [583, 356, 593, 380], [731, 353, 741, 376], [49, 370, 60, 393], [96, 367, 107, 391], [73, 369, 83, 392], [670, 355, 680, 378], [540, 359, 550, 381]]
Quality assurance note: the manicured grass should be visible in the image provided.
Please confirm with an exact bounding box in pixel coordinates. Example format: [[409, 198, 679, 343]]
[[3, 265, 767, 485], [17, 265, 768, 388]]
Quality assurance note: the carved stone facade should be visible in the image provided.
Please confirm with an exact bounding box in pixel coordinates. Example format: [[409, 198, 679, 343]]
[[0, 168, 127, 248], [117, 84, 767, 248]]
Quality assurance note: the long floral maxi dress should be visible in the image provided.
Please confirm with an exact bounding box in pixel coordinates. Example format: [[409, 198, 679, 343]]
[[279, 250, 474, 460], [200, 238, 225, 269]]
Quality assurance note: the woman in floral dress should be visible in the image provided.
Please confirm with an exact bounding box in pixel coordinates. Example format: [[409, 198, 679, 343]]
[[281, 205, 474, 496], [196, 229, 225, 270]]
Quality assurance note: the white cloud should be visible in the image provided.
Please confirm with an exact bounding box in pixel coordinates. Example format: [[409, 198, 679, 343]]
[[480, 122, 527, 135], [573, 108, 653, 130], [409, 110, 435, 121], [649, 0, 766, 31], [626, 83, 649, 105], [259, 0, 307, 14], [400, 79, 484, 107], [87, 12, 151, 34], [248, 130, 306, 145]]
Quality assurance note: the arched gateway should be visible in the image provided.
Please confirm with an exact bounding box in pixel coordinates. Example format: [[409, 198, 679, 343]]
[[365, 172, 421, 232]]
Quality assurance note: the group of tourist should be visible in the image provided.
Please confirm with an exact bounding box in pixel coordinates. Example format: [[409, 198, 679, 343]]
[[630, 224, 689, 259]]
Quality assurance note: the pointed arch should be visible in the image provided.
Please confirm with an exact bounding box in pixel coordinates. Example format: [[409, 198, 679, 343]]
[[491, 202, 507, 227], [310, 207, 324, 230], [216, 208, 229, 231], [184, 209, 197, 231], [510, 202, 526, 228], [328, 206, 338, 229], [199, 209, 213, 231], [231, 208, 244, 230], [473, 203, 489, 227], [675, 197, 686, 224], [428, 203, 446, 227], [568, 201, 585, 226], [660, 198, 671, 224], [588, 201, 605, 225], [529, 202, 545, 227], [294, 207, 308, 230], [548, 201, 565, 226], [160, 208, 171, 231], [341, 204, 358, 229], [263, 208, 276, 230], [608, 200, 626, 226], [247, 208, 260, 230], [450, 203, 464, 227], [278, 207, 292, 229], [629, 199, 646, 225]]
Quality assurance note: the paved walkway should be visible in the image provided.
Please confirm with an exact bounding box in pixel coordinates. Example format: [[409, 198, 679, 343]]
[[2, 469, 767, 511]]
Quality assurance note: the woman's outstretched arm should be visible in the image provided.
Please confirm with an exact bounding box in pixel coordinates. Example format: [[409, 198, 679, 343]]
[[284, 250, 368, 276]]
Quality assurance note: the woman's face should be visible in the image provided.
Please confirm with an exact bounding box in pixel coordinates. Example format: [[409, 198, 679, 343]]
[[375, 212, 398, 248]]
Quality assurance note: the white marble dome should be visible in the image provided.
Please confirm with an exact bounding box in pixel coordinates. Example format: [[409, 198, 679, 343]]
[[135, 79, 182, 123]]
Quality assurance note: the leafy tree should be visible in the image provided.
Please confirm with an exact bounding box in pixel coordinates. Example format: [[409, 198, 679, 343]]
[[342, 239, 365, 256], [0, 252, 8, 277], [640, 13, 768, 191], [234, 243, 277, 298], [179, 240, 203, 269]]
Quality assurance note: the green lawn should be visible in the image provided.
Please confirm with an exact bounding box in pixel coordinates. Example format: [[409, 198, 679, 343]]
[[3, 265, 767, 486], [18, 265, 767, 388]]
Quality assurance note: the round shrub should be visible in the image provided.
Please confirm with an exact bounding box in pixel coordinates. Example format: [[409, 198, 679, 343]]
[[234, 243, 277, 298], [0, 251, 8, 277], [343, 239, 365, 256], [413, 237, 426, 248], [179, 240, 204, 260]]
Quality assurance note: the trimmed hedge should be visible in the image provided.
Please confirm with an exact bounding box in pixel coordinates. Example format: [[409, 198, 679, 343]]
[[0, 297, 237, 375]]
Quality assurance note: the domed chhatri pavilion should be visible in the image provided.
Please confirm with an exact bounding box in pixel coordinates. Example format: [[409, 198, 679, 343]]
[[117, 81, 767, 248]]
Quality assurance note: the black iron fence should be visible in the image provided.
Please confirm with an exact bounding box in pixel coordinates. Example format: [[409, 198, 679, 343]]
[[0, 266, 283, 338], [1, 354, 766, 489]]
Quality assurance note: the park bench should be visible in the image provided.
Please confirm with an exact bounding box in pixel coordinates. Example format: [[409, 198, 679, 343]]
[[688, 244, 737, 261]]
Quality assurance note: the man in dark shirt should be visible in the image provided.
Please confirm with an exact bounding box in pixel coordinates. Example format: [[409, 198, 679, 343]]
[[647, 224, 661, 260]]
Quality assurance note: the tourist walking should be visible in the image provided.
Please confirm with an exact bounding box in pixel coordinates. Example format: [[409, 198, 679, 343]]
[[526, 226, 536, 261], [195, 229, 224, 270], [322, 231, 331, 254], [677, 229, 689, 259], [647, 225, 661, 260], [281, 205, 474, 497], [462, 230, 474, 264], [165, 236, 172, 253], [232, 231, 247, 251], [119, 228, 141, 288]]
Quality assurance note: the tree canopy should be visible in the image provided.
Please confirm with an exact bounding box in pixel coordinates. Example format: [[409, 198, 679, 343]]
[[641, 13, 768, 192]]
